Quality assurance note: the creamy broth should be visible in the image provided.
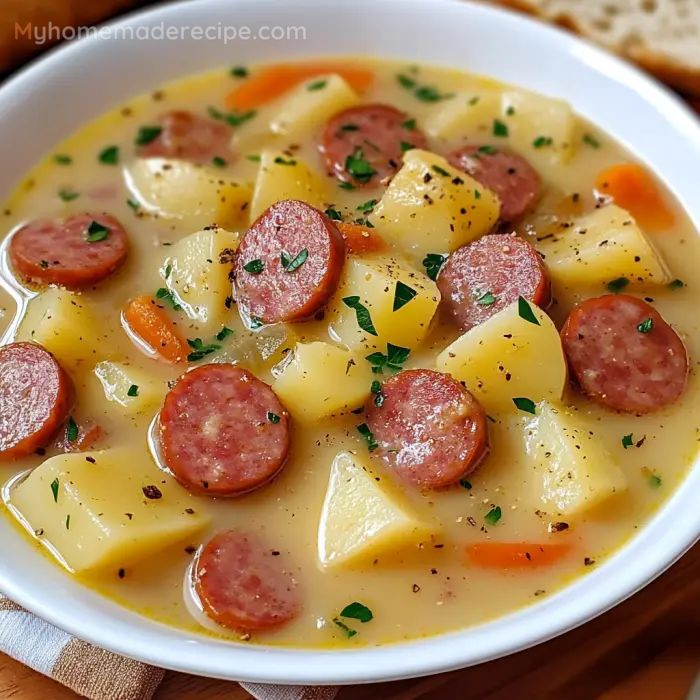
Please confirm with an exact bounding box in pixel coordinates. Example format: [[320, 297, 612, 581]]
[[0, 58, 698, 648]]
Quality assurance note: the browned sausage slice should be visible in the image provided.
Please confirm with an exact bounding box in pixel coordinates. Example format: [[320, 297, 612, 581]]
[[159, 364, 290, 495], [0, 343, 72, 458], [321, 104, 427, 187], [446, 145, 541, 222], [137, 110, 231, 164], [233, 200, 345, 325], [561, 294, 688, 413], [437, 233, 550, 331], [9, 213, 129, 289], [193, 530, 301, 633], [364, 369, 488, 489]]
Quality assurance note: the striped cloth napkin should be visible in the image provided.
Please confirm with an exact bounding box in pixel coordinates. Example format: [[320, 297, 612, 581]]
[[0, 596, 337, 700]]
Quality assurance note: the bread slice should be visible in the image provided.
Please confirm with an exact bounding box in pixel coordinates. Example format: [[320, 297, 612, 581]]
[[486, 0, 700, 97]]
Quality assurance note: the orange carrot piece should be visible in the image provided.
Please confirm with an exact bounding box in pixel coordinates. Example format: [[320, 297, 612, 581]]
[[594, 163, 675, 231], [123, 295, 189, 363], [466, 542, 571, 569], [225, 62, 374, 111], [336, 222, 385, 255]]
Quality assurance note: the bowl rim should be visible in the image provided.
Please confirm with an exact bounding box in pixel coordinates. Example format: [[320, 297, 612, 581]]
[[0, 0, 699, 685]]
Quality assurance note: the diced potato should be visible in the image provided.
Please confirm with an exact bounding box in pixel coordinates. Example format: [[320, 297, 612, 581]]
[[273, 342, 374, 423], [524, 401, 627, 517], [369, 149, 500, 262], [93, 361, 166, 415], [9, 449, 208, 572], [436, 299, 566, 414], [249, 150, 329, 222], [317, 452, 435, 568], [327, 255, 440, 352], [270, 74, 359, 137], [124, 158, 251, 230], [16, 288, 103, 367], [160, 227, 240, 334], [212, 324, 298, 374], [424, 88, 502, 141], [537, 204, 671, 287]]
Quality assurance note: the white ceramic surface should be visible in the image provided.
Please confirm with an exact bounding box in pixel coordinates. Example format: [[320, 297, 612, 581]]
[[0, 0, 698, 685]]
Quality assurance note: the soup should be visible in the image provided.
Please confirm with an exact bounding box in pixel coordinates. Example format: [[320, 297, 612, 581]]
[[0, 58, 697, 648]]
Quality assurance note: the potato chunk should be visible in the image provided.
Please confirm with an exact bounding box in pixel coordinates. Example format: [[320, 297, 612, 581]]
[[317, 452, 435, 568], [369, 149, 499, 262], [9, 449, 208, 572], [124, 158, 251, 230], [249, 150, 329, 222], [93, 361, 166, 416], [436, 299, 566, 414], [272, 342, 374, 423], [424, 88, 502, 141], [524, 402, 627, 517], [327, 255, 440, 353], [270, 74, 359, 137], [160, 227, 240, 334], [537, 204, 671, 287], [17, 288, 103, 367]]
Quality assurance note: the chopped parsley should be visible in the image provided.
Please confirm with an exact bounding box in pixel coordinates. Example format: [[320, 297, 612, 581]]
[[422, 252, 447, 281], [622, 433, 634, 449], [65, 416, 79, 443], [332, 617, 357, 638], [186, 337, 221, 362], [345, 149, 376, 183], [518, 296, 540, 325], [513, 397, 536, 414], [164, 263, 172, 279], [370, 380, 384, 407], [356, 423, 378, 452], [216, 326, 234, 341], [230, 66, 248, 78], [225, 110, 256, 127], [432, 164, 450, 177], [54, 154, 73, 165], [357, 199, 378, 213], [648, 473, 662, 489], [243, 259, 264, 274], [637, 318, 654, 334], [506, 105, 516, 116], [583, 133, 601, 149], [475, 290, 496, 306], [339, 181, 356, 191], [478, 145, 498, 155], [340, 601, 373, 623], [365, 343, 410, 374], [532, 136, 553, 148], [135, 125, 162, 146], [459, 479, 472, 490], [249, 316, 263, 330], [58, 188, 79, 202], [668, 278, 685, 290], [307, 79, 327, 91], [397, 74, 416, 89], [50, 477, 59, 503], [246, 154, 261, 162], [402, 118, 416, 130], [493, 119, 509, 137], [126, 198, 140, 211], [155, 287, 182, 311], [342, 296, 378, 336], [393, 281, 417, 312], [212, 156, 227, 167], [325, 207, 343, 221], [606, 277, 630, 293], [415, 85, 451, 102], [127, 384, 139, 397], [274, 156, 297, 166], [98, 145, 119, 165], [267, 411, 281, 424], [400, 141, 415, 152], [86, 220, 110, 243], [485, 506, 502, 525], [281, 248, 308, 273]]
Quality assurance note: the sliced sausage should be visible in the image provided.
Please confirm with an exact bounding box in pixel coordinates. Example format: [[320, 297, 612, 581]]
[[437, 233, 550, 331], [137, 110, 231, 164], [233, 200, 345, 325], [0, 343, 72, 458], [364, 369, 488, 489], [159, 364, 290, 495], [193, 530, 301, 633], [561, 294, 688, 413], [9, 213, 129, 289], [321, 104, 427, 187], [446, 145, 540, 222]]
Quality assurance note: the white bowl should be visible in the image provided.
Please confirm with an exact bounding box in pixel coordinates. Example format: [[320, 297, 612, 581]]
[[0, 0, 698, 685]]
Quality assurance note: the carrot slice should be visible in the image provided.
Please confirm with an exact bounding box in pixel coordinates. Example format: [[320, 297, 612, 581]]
[[336, 222, 385, 255], [594, 163, 675, 231], [225, 62, 374, 111], [122, 295, 189, 363], [466, 542, 571, 569]]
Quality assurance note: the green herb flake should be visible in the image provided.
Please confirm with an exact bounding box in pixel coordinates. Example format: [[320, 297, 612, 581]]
[[506, 105, 516, 116], [485, 506, 502, 525], [532, 136, 553, 148], [127, 384, 139, 397], [468, 96, 480, 106], [155, 287, 182, 311], [186, 337, 222, 362], [397, 74, 416, 89], [357, 199, 378, 213], [65, 416, 79, 443], [342, 296, 378, 336], [54, 154, 73, 165], [274, 156, 297, 166], [345, 149, 376, 183], [216, 326, 234, 341], [51, 477, 60, 503], [267, 411, 281, 424], [402, 118, 416, 130], [432, 164, 450, 177], [280, 248, 309, 273], [98, 145, 119, 165], [135, 125, 162, 146], [243, 259, 264, 274], [648, 473, 662, 489], [225, 110, 257, 127], [475, 290, 496, 306], [637, 318, 654, 334], [478, 145, 498, 155], [356, 423, 378, 452], [58, 188, 79, 202], [85, 220, 110, 243], [518, 296, 540, 325], [622, 433, 634, 449], [212, 156, 227, 167], [460, 479, 472, 490], [583, 133, 601, 149], [415, 85, 451, 102], [365, 343, 410, 374], [393, 281, 417, 312], [513, 397, 536, 414], [246, 154, 261, 163], [325, 208, 343, 221], [307, 79, 327, 91], [339, 181, 356, 191], [249, 316, 263, 330], [230, 66, 248, 78], [332, 617, 357, 638], [422, 253, 446, 281], [668, 278, 685, 290], [606, 277, 630, 293], [164, 263, 172, 279], [493, 119, 509, 137], [126, 198, 140, 211], [400, 141, 415, 152], [340, 601, 373, 623]]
